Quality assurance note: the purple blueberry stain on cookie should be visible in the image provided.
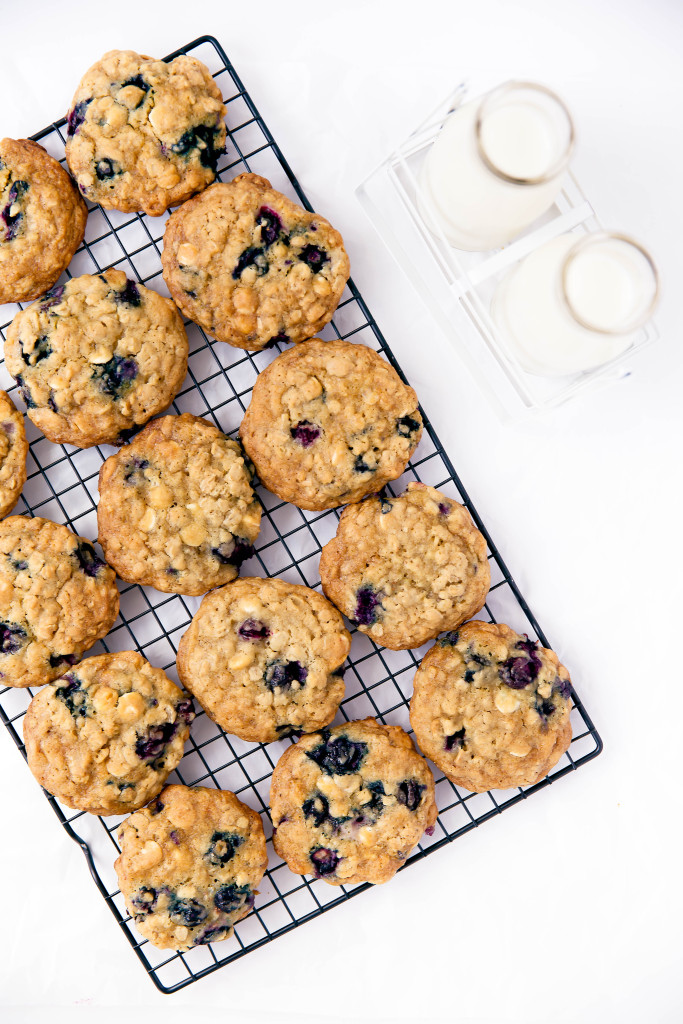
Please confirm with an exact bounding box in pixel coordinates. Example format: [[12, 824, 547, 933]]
[[290, 420, 320, 447], [264, 659, 307, 692], [135, 721, 178, 763], [9, 556, 28, 570], [307, 732, 368, 775], [256, 206, 284, 247], [171, 123, 225, 171], [535, 697, 556, 724], [123, 457, 150, 483], [130, 886, 157, 916], [176, 698, 195, 725], [499, 652, 541, 690], [212, 537, 254, 567], [275, 724, 303, 738], [205, 831, 243, 868], [396, 779, 425, 812], [302, 793, 332, 828], [119, 74, 150, 106], [396, 414, 420, 438], [0, 622, 27, 656], [195, 925, 231, 945], [21, 335, 52, 366], [74, 541, 106, 578], [67, 99, 91, 137], [1, 180, 29, 241], [169, 830, 181, 846], [213, 884, 250, 913], [94, 355, 138, 398], [554, 676, 572, 700], [238, 619, 271, 641], [232, 246, 269, 279], [113, 279, 141, 307], [438, 502, 451, 516], [168, 895, 208, 928], [1, 420, 14, 436], [310, 846, 340, 877], [353, 454, 375, 474], [95, 159, 120, 180], [15, 375, 37, 409], [444, 727, 466, 752], [353, 585, 383, 627], [55, 673, 88, 719], [378, 495, 393, 514], [298, 245, 329, 273], [39, 284, 65, 312]]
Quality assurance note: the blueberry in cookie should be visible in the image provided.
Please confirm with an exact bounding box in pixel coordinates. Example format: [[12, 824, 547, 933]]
[[0, 392, 27, 519]]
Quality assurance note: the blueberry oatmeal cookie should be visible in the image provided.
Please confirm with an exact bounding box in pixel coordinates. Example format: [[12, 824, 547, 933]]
[[270, 718, 437, 885], [410, 621, 572, 792], [239, 339, 422, 510], [0, 137, 87, 304], [115, 784, 267, 950], [319, 482, 490, 650], [65, 50, 226, 216], [0, 516, 119, 689], [24, 651, 194, 815], [0, 392, 27, 519], [161, 173, 350, 350], [177, 576, 350, 743], [97, 414, 261, 596], [4, 270, 188, 449]]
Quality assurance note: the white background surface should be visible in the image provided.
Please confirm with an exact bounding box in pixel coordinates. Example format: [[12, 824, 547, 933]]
[[1, 1, 682, 1021]]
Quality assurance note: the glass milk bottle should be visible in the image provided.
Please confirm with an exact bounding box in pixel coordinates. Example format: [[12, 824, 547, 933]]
[[491, 232, 659, 377], [418, 82, 575, 251]]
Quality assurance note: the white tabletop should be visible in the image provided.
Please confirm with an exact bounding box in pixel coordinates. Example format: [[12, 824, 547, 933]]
[[2, 1, 682, 1021]]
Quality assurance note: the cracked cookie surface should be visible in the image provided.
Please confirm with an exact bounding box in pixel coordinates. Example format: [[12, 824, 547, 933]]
[[0, 137, 87, 303], [115, 784, 267, 950], [410, 621, 572, 792], [97, 414, 261, 596], [24, 651, 195, 815], [239, 339, 422, 510], [319, 482, 490, 650], [65, 50, 226, 216], [4, 270, 188, 448], [0, 516, 119, 688], [270, 718, 437, 885], [161, 173, 350, 350], [177, 576, 350, 743], [0, 392, 27, 519]]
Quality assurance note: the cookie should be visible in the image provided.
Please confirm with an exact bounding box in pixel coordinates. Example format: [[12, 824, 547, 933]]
[[4, 270, 189, 449], [24, 651, 195, 815], [115, 785, 268, 950], [0, 516, 119, 689], [65, 50, 226, 216], [0, 392, 27, 519], [319, 482, 490, 650], [176, 576, 350, 743], [161, 173, 350, 350], [0, 137, 87, 304], [239, 339, 422, 510], [97, 414, 261, 596], [410, 621, 572, 792], [270, 718, 437, 885]]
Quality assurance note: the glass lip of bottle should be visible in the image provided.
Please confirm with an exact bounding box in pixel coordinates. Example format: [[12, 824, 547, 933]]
[[474, 80, 576, 186], [560, 230, 660, 336]]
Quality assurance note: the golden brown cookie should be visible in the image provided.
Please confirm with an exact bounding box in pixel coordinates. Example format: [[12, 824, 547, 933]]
[[115, 785, 268, 950], [270, 718, 437, 885], [4, 270, 189, 448], [97, 414, 261, 596], [0, 391, 27, 519], [319, 482, 490, 650], [239, 339, 422, 510], [0, 516, 119, 689], [410, 621, 572, 791], [161, 173, 350, 350], [0, 137, 87, 304], [65, 50, 226, 216], [177, 576, 350, 742], [24, 651, 195, 815]]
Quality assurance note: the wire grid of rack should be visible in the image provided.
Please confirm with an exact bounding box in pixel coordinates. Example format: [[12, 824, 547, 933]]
[[0, 36, 602, 994]]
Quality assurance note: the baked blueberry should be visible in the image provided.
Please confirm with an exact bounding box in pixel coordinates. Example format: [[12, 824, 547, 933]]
[[396, 778, 425, 811], [214, 884, 250, 912], [396, 414, 420, 437], [444, 727, 465, 752], [353, 585, 383, 627], [256, 206, 284, 246], [0, 622, 27, 656], [55, 674, 89, 719], [66, 99, 91, 137], [94, 355, 138, 397], [113, 279, 141, 307], [307, 732, 368, 775], [168, 895, 208, 928], [264, 659, 307, 692], [298, 245, 329, 273], [310, 846, 340, 876], [232, 246, 268, 279], [74, 541, 106, 578], [290, 421, 321, 447], [237, 619, 271, 641], [205, 831, 243, 868]]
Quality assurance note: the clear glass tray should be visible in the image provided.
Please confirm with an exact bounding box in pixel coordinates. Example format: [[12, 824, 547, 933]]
[[356, 82, 659, 417]]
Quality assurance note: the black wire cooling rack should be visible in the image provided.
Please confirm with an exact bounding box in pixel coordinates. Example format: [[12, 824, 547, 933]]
[[0, 35, 602, 994]]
